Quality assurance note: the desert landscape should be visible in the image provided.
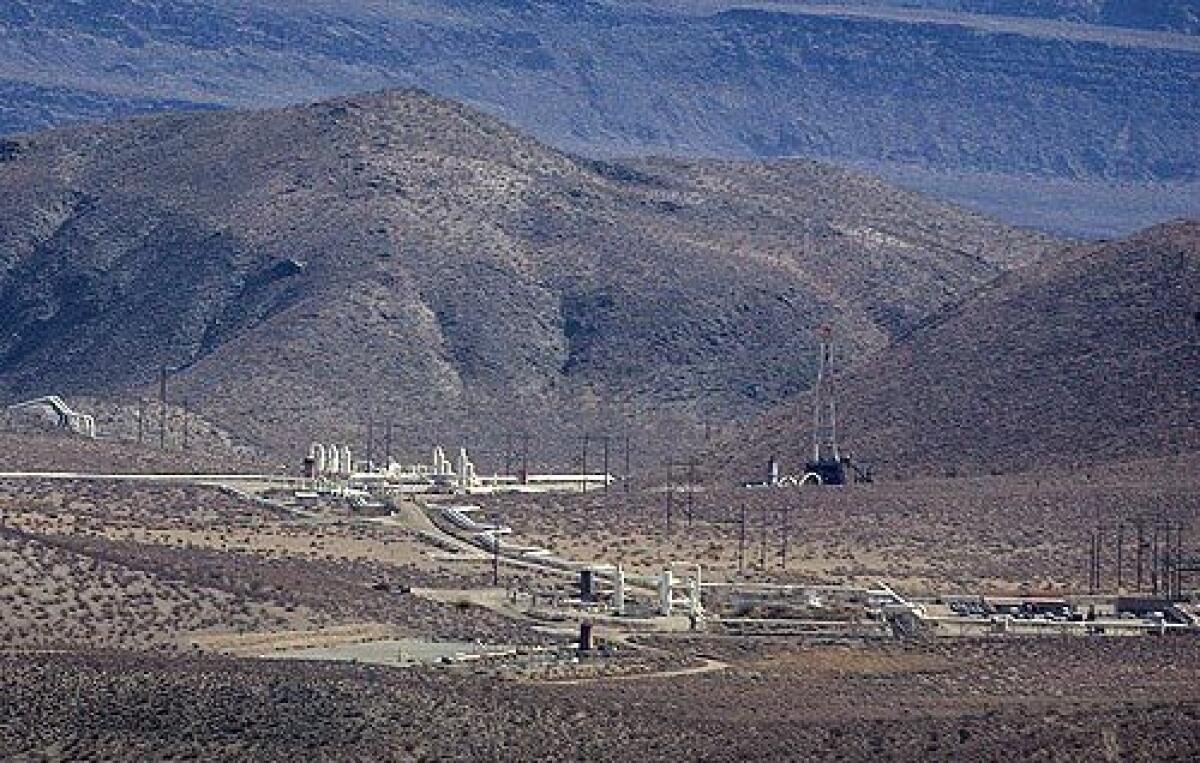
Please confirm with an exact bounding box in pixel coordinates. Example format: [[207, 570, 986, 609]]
[[2, 3, 1198, 759], [1, 427, 1198, 760]]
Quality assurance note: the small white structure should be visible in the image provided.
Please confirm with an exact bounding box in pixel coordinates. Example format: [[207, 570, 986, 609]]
[[309, 443, 327, 474], [8, 396, 96, 438], [457, 447, 476, 489], [654, 564, 703, 618], [308, 441, 355, 478], [659, 568, 674, 616], [432, 446, 452, 477]]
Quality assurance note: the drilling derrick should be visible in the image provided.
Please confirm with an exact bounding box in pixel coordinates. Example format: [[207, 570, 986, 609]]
[[804, 326, 847, 485]]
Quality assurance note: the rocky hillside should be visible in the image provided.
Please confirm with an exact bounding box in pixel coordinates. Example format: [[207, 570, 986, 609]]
[[721, 220, 1200, 480], [1, 1, 1196, 235], [0, 90, 1053, 462]]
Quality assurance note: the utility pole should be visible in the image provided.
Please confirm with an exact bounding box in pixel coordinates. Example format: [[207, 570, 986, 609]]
[[1152, 524, 1160, 596], [1116, 523, 1123, 592], [182, 398, 189, 451], [385, 422, 393, 466], [1165, 523, 1173, 600], [366, 420, 374, 467], [760, 503, 768, 570], [623, 432, 631, 494], [137, 399, 145, 444], [158, 364, 168, 450], [1088, 528, 1096, 594], [739, 503, 747, 574], [665, 461, 674, 534], [602, 436, 610, 495], [686, 458, 696, 528], [1175, 523, 1184, 601], [1136, 520, 1145, 591], [521, 432, 530, 484], [781, 501, 789, 569], [1164, 523, 1172, 600], [492, 518, 500, 587], [581, 434, 589, 494]]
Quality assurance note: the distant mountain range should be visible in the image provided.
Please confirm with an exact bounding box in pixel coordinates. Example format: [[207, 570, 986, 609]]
[[1, 0, 1196, 236], [751, 0, 1200, 34], [0, 90, 1054, 461], [722, 219, 1200, 480]]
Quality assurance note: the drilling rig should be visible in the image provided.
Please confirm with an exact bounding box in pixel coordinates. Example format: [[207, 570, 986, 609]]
[[803, 326, 847, 485], [747, 327, 872, 488]]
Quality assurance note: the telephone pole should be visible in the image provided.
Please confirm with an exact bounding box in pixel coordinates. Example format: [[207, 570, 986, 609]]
[[781, 501, 790, 569], [366, 420, 374, 466], [686, 457, 695, 528], [1136, 520, 1145, 591], [623, 432, 631, 494], [760, 503, 768, 570], [581, 434, 589, 494], [739, 503, 747, 573], [158, 364, 168, 449], [1116, 523, 1123, 592], [665, 461, 674, 534]]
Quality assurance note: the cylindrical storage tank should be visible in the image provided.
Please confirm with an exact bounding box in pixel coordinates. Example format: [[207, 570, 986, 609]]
[[341, 445, 352, 475]]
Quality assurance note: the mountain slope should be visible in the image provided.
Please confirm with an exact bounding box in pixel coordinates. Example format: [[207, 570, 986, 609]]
[[723, 220, 1200, 480], [691, 1, 1200, 35], [0, 1, 1197, 235], [781, 1, 1200, 34], [0, 89, 1054, 461]]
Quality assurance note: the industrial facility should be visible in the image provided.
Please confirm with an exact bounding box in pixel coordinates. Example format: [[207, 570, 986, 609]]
[[303, 442, 613, 496]]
